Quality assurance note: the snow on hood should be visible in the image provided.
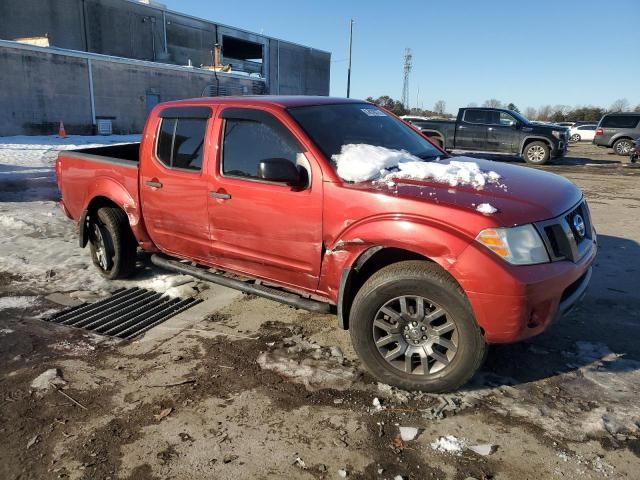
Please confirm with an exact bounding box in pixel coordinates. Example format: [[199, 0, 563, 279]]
[[332, 144, 500, 189]]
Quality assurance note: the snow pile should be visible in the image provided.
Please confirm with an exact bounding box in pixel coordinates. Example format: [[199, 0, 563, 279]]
[[333, 144, 421, 183], [31, 368, 66, 392], [0, 296, 39, 311], [257, 334, 359, 391], [430, 435, 466, 455], [476, 203, 498, 215], [332, 144, 500, 189]]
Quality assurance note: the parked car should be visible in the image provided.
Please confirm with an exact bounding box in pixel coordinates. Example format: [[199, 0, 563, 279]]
[[56, 96, 596, 392], [568, 124, 598, 142], [555, 122, 575, 128], [593, 112, 640, 155], [409, 107, 569, 164]]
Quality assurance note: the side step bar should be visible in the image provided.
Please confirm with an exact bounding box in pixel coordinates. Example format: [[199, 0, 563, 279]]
[[151, 254, 331, 314]]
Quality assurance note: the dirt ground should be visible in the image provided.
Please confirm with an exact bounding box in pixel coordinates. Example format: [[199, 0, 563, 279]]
[[1, 140, 639, 480]]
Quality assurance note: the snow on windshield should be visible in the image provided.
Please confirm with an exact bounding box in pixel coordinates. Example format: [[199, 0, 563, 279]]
[[332, 144, 501, 189]]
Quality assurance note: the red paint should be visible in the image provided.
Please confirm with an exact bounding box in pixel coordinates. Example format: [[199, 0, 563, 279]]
[[56, 96, 596, 344]]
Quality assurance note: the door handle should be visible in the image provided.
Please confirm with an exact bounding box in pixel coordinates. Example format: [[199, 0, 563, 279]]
[[145, 180, 163, 188], [209, 191, 231, 200]]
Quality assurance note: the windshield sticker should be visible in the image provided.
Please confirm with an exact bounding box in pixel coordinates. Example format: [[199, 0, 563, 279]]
[[361, 108, 387, 117]]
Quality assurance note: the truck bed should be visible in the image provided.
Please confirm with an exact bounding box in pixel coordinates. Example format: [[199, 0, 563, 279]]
[[70, 142, 140, 166], [56, 143, 141, 222]]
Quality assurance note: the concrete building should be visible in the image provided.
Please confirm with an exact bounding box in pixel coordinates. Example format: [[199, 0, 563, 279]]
[[0, 0, 331, 135]]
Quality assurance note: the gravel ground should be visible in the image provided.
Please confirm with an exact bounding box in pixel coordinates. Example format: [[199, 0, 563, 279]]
[[0, 138, 639, 480]]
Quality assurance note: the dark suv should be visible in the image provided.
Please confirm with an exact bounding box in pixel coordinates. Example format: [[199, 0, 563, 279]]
[[593, 113, 640, 155]]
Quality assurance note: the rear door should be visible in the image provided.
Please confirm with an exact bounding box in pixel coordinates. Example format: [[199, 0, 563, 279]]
[[140, 106, 213, 262], [207, 106, 323, 291], [456, 110, 490, 150], [486, 111, 518, 153]]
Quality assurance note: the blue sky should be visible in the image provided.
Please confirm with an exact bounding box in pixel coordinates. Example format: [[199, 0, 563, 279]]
[[164, 0, 639, 113]]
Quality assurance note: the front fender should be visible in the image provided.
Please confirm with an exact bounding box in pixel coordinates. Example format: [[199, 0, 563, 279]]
[[318, 215, 473, 303]]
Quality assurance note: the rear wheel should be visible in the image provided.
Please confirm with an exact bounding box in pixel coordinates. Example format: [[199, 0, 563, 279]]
[[523, 141, 550, 165], [88, 207, 137, 280], [349, 261, 487, 392], [613, 138, 633, 156]]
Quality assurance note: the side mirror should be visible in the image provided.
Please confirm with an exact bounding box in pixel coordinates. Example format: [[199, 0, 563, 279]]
[[258, 158, 301, 185]]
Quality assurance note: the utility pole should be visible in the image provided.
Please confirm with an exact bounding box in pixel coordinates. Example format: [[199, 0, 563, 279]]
[[346, 19, 354, 98]]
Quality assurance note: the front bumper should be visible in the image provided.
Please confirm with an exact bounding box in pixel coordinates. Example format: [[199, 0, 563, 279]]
[[454, 236, 596, 344]]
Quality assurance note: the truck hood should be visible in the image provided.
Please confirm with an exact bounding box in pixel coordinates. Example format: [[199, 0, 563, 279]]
[[350, 158, 582, 227]]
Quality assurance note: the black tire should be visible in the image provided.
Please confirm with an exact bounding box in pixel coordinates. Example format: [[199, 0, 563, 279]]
[[523, 141, 550, 165], [613, 138, 633, 156], [569, 134, 581, 143], [349, 261, 487, 392], [88, 207, 137, 279]]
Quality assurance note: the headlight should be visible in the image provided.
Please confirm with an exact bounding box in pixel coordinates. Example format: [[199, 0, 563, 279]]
[[475, 225, 550, 265]]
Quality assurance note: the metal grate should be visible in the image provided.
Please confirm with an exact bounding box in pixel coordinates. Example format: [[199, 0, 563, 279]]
[[45, 288, 202, 340]]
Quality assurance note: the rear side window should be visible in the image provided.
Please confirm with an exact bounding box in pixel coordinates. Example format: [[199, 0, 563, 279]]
[[463, 110, 491, 124], [601, 115, 640, 129], [156, 116, 208, 171], [578, 125, 596, 131]]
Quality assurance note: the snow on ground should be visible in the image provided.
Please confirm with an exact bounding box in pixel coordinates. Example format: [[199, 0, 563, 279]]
[[0, 135, 182, 297], [331, 143, 501, 190]]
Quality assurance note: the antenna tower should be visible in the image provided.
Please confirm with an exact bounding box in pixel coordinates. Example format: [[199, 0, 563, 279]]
[[402, 48, 412, 109]]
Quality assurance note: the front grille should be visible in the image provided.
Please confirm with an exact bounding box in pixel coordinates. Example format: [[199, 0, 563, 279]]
[[536, 201, 593, 262]]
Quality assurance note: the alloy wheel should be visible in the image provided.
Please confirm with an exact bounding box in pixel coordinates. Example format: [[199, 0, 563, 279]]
[[616, 141, 632, 155], [527, 145, 546, 162], [91, 223, 111, 271], [372, 295, 459, 375]]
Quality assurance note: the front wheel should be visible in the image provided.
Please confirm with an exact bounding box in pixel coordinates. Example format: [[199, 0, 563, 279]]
[[570, 134, 581, 143], [523, 141, 551, 165], [349, 261, 487, 392], [613, 138, 633, 156], [88, 207, 137, 279]]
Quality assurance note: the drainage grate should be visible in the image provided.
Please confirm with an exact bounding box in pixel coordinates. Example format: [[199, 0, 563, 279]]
[[45, 288, 202, 340]]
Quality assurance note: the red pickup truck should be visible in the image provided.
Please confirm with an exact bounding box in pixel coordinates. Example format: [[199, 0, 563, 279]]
[[56, 96, 596, 392]]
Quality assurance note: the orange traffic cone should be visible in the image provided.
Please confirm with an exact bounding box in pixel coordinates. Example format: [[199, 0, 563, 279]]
[[58, 121, 66, 138]]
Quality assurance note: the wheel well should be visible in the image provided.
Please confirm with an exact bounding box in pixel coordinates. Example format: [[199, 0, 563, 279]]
[[338, 247, 433, 330], [522, 137, 551, 153], [80, 197, 129, 247]]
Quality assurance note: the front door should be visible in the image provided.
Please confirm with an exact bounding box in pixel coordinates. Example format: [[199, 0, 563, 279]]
[[456, 109, 490, 150], [487, 111, 517, 153], [207, 107, 323, 291], [139, 106, 213, 262]]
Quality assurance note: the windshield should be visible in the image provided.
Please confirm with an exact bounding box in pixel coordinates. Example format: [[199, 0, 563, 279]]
[[287, 103, 444, 162], [509, 110, 530, 125]]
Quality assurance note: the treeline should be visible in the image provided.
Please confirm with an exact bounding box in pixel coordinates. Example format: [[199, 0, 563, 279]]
[[366, 96, 640, 122]]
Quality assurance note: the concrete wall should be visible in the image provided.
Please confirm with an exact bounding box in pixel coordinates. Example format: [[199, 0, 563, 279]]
[[0, 0, 330, 96], [0, 47, 93, 135], [0, 43, 266, 136]]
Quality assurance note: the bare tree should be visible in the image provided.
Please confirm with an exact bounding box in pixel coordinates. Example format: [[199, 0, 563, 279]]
[[483, 99, 502, 108], [467, 102, 478, 108], [433, 100, 446, 115], [537, 105, 553, 121], [524, 107, 537, 120], [609, 98, 630, 112]]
